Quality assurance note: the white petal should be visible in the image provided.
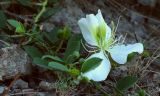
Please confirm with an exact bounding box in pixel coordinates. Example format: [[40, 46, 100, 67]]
[[86, 14, 99, 33], [82, 51, 111, 81], [78, 18, 97, 46], [96, 9, 112, 41], [96, 10, 106, 27], [108, 43, 144, 64]]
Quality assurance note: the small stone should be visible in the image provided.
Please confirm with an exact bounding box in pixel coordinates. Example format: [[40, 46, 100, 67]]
[[12, 79, 28, 89], [0, 45, 31, 80], [39, 81, 54, 90]]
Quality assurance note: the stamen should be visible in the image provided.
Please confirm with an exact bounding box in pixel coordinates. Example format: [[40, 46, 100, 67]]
[[117, 35, 123, 44], [115, 16, 121, 33], [85, 43, 97, 49], [121, 33, 127, 44], [81, 40, 99, 53]]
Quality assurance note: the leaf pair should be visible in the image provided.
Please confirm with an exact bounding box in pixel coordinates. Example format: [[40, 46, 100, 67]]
[[7, 19, 26, 34]]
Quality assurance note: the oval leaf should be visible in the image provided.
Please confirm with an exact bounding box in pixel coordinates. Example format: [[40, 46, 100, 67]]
[[7, 19, 20, 28], [33, 57, 49, 69], [81, 57, 102, 73], [48, 62, 68, 72], [23, 46, 43, 59], [64, 34, 81, 60], [116, 76, 138, 91], [7, 19, 25, 33]]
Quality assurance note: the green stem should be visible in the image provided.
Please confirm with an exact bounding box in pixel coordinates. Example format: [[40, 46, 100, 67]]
[[56, 40, 64, 53], [34, 0, 48, 23]]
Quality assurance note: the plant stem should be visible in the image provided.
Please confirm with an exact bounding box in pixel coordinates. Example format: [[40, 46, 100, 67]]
[[34, 0, 48, 23], [56, 40, 64, 53]]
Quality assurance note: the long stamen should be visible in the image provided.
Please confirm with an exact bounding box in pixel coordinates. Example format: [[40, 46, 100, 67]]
[[116, 35, 123, 44], [85, 43, 97, 49], [81, 40, 99, 53], [121, 33, 127, 44], [114, 16, 121, 33]]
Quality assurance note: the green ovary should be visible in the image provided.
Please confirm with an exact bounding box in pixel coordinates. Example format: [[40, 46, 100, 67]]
[[92, 23, 114, 51], [95, 26, 106, 49]]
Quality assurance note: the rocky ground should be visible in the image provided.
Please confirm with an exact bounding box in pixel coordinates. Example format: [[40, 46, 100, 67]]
[[0, 0, 160, 96]]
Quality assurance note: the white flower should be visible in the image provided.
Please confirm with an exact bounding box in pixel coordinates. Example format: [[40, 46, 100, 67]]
[[78, 9, 144, 81]]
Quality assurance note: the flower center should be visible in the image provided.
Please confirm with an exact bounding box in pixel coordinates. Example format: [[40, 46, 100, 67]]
[[95, 26, 106, 49], [92, 23, 115, 51]]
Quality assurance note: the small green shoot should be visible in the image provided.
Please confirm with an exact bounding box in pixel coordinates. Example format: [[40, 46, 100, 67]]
[[7, 19, 26, 33]]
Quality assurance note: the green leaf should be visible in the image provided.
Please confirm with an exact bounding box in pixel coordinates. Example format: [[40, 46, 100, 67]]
[[64, 34, 81, 60], [48, 62, 69, 72], [127, 52, 136, 62], [58, 26, 71, 40], [15, 24, 25, 33], [43, 28, 59, 44], [142, 50, 150, 58], [0, 10, 7, 28], [65, 51, 80, 64], [68, 68, 80, 76], [116, 76, 138, 91], [7, 19, 20, 28], [7, 19, 25, 33], [33, 57, 49, 69], [81, 57, 102, 73], [23, 46, 43, 59], [42, 55, 64, 63], [137, 89, 146, 96]]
